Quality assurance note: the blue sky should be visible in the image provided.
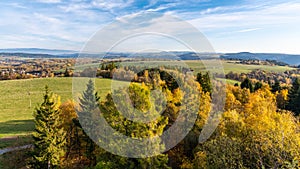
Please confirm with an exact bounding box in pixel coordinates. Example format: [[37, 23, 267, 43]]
[[0, 0, 300, 54]]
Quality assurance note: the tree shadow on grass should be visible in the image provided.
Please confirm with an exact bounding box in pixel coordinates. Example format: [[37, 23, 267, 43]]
[[0, 120, 34, 136]]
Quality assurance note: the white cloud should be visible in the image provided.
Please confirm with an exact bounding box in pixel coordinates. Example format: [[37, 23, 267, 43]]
[[146, 3, 178, 12], [237, 28, 261, 33], [91, 0, 134, 11], [33, 13, 62, 25], [144, 0, 159, 9], [186, 1, 300, 54], [188, 2, 300, 31], [59, 3, 90, 12], [36, 0, 61, 3], [82, 12, 214, 53], [8, 3, 27, 9], [200, 7, 226, 15]]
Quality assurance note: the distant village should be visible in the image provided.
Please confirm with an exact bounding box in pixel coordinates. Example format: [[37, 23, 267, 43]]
[[0, 57, 75, 80]]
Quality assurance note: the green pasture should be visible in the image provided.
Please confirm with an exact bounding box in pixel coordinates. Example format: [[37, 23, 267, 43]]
[[0, 77, 129, 139], [78, 60, 294, 74], [185, 60, 295, 74]]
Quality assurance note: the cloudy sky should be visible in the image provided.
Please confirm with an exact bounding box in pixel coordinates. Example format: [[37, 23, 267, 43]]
[[0, 0, 300, 54]]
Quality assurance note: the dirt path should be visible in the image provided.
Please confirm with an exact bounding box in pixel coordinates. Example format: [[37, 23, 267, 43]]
[[0, 144, 32, 155], [0, 136, 32, 155], [0, 136, 18, 141]]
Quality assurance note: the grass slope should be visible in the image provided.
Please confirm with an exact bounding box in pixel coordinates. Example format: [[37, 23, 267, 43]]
[[100, 60, 294, 74], [185, 60, 295, 74], [0, 77, 127, 138]]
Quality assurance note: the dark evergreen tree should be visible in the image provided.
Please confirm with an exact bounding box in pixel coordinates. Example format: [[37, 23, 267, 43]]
[[241, 78, 254, 93], [64, 68, 70, 77], [64, 68, 72, 77], [160, 70, 178, 91], [77, 79, 100, 166], [31, 86, 66, 169], [106, 62, 117, 71], [196, 72, 212, 94], [79, 79, 100, 112], [254, 81, 263, 91], [287, 78, 300, 116], [271, 80, 281, 93], [100, 64, 106, 70]]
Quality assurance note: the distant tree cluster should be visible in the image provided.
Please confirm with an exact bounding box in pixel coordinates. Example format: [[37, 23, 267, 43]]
[[226, 69, 300, 86], [234, 75, 300, 115], [232, 59, 289, 66]]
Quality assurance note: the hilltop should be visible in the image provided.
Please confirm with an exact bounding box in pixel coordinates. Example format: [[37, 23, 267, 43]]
[[220, 52, 300, 66]]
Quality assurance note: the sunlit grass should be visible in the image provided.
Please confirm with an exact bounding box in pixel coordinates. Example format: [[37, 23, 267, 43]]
[[0, 77, 125, 138]]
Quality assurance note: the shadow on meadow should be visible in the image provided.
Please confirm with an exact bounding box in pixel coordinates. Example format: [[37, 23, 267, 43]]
[[0, 119, 34, 137]]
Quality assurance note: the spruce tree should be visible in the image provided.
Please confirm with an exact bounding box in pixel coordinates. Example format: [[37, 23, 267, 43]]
[[196, 72, 212, 94], [287, 78, 300, 115], [241, 78, 254, 93], [271, 80, 281, 93], [254, 81, 263, 91], [77, 79, 100, 166], [31, 86, 66, 168]]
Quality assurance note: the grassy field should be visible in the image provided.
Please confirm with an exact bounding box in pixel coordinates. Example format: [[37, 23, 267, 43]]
[[185, 60, 295, 74], [0, 135, 32, 149], [216, 78, 240, 85], [0, 77, 129, 139], [73, 60, 295, 74], [96, 60, 295, 74]]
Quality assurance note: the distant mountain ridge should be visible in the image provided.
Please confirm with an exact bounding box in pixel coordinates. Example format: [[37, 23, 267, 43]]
[[220, 52, 300, 66], [0, 49, 221, 60], [0, 48, 77, 55], [1, 48, 300, 66]]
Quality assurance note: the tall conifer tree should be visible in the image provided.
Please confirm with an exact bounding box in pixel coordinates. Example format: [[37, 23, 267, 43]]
[[77, 79, 100, 166], [287, 78, 300, 115], [31, 86, 66, 168]]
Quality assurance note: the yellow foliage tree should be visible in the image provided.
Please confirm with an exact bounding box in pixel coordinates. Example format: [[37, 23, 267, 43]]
[[193, 84, 300, 169]]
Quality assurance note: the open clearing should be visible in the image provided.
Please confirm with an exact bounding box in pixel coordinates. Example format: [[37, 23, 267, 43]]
[[77, 60, 294, 74], [0, 77, 127, 138]]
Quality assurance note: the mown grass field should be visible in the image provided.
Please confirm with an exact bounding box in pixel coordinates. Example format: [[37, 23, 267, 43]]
[[74, 60, 295, 74], [0, 60, 295, 145], [0, 77, 128, 139], [186, 60, 295, 74], [96, 60, 294, 74]]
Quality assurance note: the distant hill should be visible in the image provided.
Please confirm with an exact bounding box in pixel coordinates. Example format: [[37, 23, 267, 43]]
[[220, 52, 300, 66], [0, 52, 78, 58], [1, 48, 300, 66], [0, 48, 221, 60], [0, 48, 77, 55]]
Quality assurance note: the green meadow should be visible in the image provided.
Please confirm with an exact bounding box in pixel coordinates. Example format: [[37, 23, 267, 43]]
[[0, 78, 127, 139], [107, 60, 294, 74], [185, 60, 295, 74], [73, 60, 294, 74]]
